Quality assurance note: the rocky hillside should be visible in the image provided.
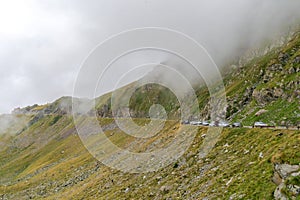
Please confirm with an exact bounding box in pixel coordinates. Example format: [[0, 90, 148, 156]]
[[0, 30, 299, 199], [94, 31, 300, 126], [0, 115, 299, 199], [223, 31, 300, 126]]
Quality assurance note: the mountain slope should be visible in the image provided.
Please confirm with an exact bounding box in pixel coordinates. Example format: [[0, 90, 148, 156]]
[[224, 31, 300, 126], [93, 31, 300, 126], [0, 31, 300, 199], [0, 118, 299, 199]]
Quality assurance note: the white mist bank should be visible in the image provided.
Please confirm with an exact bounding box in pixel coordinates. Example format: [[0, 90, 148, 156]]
[[1, 0, 300, 113]]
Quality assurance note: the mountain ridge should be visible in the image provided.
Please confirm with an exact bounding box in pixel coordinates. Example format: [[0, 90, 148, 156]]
[[0, 28, 299, 200]]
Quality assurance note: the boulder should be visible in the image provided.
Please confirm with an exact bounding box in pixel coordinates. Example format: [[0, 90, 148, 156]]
[[273, 163, 300, 199], [288, 67, 295, 74], [274, 183, 288, 200], [287, 184, 300, 196], [292, 56, 300, 64], [274, 88, 284, 98], [272, 172, 282, 185], [278, 52, 289, 64], [275, 164, 299, 179], [255, 109, 267, 116], [268, 63, 283, 71], [160, 185, 172, 193]]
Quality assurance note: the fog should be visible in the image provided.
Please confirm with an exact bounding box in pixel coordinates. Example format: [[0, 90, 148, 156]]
[[0, 114, 30, 134], [1, 0, 300, 113]]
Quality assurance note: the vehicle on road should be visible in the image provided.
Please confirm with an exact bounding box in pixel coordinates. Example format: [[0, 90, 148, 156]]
[[253, 121, 275, 128], [181, 120, 189, 125], [219, 121, 230, 127], [202, 121, 209, 126], [253, 121, 268, 128], [209, 121, 217, 127], [190, 121, 202, 125], [232, 122, 242, 127]]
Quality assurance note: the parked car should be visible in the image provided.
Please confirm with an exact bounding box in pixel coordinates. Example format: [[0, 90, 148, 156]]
[[232, 122, 242, 127], [253, 121, 269, 128], [181, 120, 189, 125], [219, 121, 230, 127], [202, 121, 209, 126], [209, 121, 217, 127], [190, 121, 202, 125]]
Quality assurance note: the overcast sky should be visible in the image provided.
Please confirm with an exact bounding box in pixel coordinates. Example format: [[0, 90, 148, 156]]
[[1, 0, 300, 114]]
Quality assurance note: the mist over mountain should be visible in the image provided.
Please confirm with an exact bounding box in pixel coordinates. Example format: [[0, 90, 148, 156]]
[[0, 1, 300, 199], [1, 1, 300, 113]]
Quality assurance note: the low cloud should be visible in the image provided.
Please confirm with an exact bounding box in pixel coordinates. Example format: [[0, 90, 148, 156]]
[[1, 0, 300, 113]]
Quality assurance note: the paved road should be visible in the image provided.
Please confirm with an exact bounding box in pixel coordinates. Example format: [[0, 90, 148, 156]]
[[187, 124, 300, 130], [243, 125, 299, 130]]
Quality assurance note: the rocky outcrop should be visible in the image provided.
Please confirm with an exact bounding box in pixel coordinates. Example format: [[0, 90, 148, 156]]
[[278, 52, 290, 64], [293, 56, 300, 65], [12, 97, 73, 116], [252, 88, 276, 106], [267, 63, 283, 72], [273, 163, 300, 200], [97, 104, 111, 118]]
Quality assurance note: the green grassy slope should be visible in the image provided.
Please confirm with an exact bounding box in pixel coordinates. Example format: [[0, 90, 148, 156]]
[[0, 118, 299, 199]]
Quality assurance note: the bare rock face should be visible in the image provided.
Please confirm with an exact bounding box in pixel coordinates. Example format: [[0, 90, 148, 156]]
[[273, 163, 300, 200]]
